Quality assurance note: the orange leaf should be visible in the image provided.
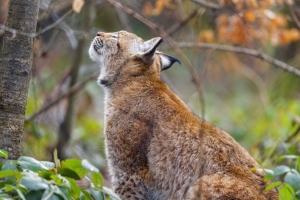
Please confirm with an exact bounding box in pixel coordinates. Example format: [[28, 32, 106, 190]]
[[272, 14, 287, 28], [244, 11, 256, 23], [199, 30, 215, 43], [152, 0, 165, 15], [217, 14, 229, 26], [142, 1, 153, 16], [72, 0, 85, 13], [289, 28, 300, 42]]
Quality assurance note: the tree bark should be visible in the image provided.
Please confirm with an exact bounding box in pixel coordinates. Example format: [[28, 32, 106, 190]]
[[0, 0, 39, 160]]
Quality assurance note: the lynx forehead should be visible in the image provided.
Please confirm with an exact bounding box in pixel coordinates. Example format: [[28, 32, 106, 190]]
[[89, 30, 277, 200]]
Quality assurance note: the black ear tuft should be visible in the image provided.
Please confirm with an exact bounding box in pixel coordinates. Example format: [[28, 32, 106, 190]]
[[159, 53, 181, 71]]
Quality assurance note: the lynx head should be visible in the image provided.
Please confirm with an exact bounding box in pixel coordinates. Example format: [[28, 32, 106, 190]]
[[89, 30, 180, 87]]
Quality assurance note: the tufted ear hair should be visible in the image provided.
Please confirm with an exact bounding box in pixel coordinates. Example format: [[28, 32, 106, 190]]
[[136, 37, 163, 63], [158, 53, 181, 71]]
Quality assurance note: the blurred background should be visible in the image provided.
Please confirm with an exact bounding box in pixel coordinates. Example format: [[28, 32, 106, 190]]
[[0, 0, 299, 177]]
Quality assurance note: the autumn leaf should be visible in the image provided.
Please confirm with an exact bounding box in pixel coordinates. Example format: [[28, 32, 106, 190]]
[[142, 1, 153, 16], [199, 30, 215, 43], [244, 11, 256, 23], [143, 0, 176, 16], [271, 14, 287, 28], [73, 0, 85, 13]]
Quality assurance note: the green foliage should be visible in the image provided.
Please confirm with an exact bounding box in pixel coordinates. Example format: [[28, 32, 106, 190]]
[[262, 155, 300, 200], [0, 150, 8, 159], [0, 150, 120, 200]]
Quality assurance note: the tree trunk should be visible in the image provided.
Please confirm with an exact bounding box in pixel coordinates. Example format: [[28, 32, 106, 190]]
[[0, 0, 39, 160]]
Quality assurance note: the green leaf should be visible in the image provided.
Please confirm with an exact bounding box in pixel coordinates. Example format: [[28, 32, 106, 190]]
[[92, 172, 103, 190], [0, 170, 22, 180], [264, 169, 274, 182], [284, 171, 300, 191], [51, 185, 69, 200], [82, 159, 99, 173], [0, 180, 14, 188], [50, 174, 70, 188], [0, 192, 11, 198], [3, 185, 26, 200], [296, 190, 300, 199], [90, 187, 105, 200], [291, 169, 300, 175], [17, 184, 29, 194], [61, 159, 88, 179], [5, 184, 14, 192], [0, 150, 8, 159], [66, 177, 81, 199], [53, 149, 60, 168], [39, 170, 55, 180], [80, 190, 93, 200], [58, 186, 69, 198], [274, 165, 290, 176], [265, 181, 282, 191], [103, 186, 121, 200], [24, 190, 44, 200], [40, 161, 55, 169], [279, 183, 294, 200], [18, 156, 48, 172], [297, 157, 300, 172], [2, 160, 18, 171], [20, 176, 49, 191], [41, 189, 60, 200], [250, 167, 258, 171], [16, 188, 26, 200], [57, 167, 81, 180]]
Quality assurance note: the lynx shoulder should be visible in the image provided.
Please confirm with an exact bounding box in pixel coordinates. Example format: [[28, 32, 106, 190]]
[[89, 30, 277, 200]]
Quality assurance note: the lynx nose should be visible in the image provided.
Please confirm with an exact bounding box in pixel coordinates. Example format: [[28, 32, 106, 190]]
[[96, 32, 104, 37]]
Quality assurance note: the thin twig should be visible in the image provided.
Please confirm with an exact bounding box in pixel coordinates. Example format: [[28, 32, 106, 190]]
[[285, 116, 300, 143], [115, 7, 132, 31], [0, 9, 73, 38], [170, 42, 300, 77], [35, 9, 73, 37], [191, 0, 221, 10], [286, 0, 300, 29], [25, 72, 99, 123], [105, 0, 206, 117], [166, 8, 204, 35]]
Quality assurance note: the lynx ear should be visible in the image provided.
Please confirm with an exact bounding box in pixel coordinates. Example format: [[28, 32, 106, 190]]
[[137, 37, 163, 63], [158, 53, 181, 71]]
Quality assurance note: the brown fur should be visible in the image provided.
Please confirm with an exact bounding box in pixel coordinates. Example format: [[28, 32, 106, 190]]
[[89, 30, 278, 200]]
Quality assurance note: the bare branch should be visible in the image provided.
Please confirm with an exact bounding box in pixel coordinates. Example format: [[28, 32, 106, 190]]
[[286, 0, 300, 29], [25, 72, 99, 123], [0, 24, 32, 37], [105, 0, 206, 117], [115, 7, 132, 31], [166, 8, 204, 35], [285, 116, 300, 143], [35, 9, 73, 37], [0, 9, 73, 38], [171, 42, 300, 77], [191, 0, 221, 10]]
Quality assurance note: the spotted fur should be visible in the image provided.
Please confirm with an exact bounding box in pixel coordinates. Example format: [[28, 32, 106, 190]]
[[89, 30, 278, 200]]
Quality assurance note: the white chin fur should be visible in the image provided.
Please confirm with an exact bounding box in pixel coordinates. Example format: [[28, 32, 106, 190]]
[[89, 42, 107, 85], [88, 44, 103, 63]]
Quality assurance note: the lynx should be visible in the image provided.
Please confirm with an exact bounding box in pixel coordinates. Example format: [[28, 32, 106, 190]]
[[89, 30, 278, 200]]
